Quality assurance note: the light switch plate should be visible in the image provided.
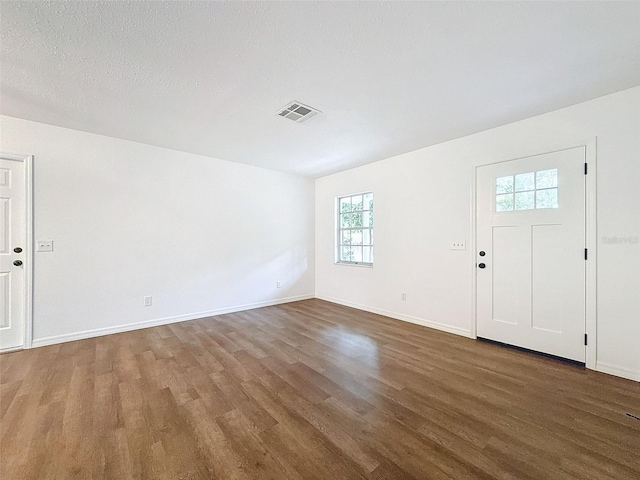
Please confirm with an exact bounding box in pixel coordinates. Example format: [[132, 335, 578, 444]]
[[37, 240, 54, 252], [451, 241, 466, 250]]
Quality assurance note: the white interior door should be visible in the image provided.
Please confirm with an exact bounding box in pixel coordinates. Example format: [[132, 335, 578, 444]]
[[476, 147, 586, 362], [0, 156, 27, 351]]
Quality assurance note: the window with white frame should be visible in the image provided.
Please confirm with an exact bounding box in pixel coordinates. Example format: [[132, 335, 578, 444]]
[[336, 192, 373, 265], [495, 169, 559, 212]]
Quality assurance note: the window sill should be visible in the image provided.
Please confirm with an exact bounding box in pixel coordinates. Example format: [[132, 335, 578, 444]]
[[334, 262, 373, 268]]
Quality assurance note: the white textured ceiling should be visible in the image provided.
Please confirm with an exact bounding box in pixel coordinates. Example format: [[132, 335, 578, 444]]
[[2, 1, 640, 177]]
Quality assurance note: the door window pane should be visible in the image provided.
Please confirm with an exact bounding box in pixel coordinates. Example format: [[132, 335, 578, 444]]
[[496, 194, 514, 212], [536, 169, 558, 189], [536, 188, 558, 209], [515, 191, 535, 210], [496, 176, 514, 194], [515, 172, 535, 192]]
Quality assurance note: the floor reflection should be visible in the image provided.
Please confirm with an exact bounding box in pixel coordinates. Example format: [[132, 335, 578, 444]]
[[322, 325, 379, 367], [320, 325, 382, 405]]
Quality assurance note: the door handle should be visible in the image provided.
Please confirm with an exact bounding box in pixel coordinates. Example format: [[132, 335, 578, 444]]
[[478, 263, 486, 269], [13, 260, 23, 267]]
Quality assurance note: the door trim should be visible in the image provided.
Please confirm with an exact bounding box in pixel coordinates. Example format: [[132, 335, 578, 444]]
[[471, 139, 597, 370], [0, 153, 33, 352]]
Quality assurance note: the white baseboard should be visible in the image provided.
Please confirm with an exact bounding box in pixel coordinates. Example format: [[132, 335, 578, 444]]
[[315, 295, 472, 338], [0, 346, 25, 354], [596, 361, 640, 382], [31, 294, 314, 348]]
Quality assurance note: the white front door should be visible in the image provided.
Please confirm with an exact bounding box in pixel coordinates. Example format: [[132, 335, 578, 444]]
[[476, 147, 586, 362], [0, 156, 27, 351]]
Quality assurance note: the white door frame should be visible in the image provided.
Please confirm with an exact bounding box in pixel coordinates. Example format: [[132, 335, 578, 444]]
[[471, 139, 597, 370], [0, 152, 34, 351]]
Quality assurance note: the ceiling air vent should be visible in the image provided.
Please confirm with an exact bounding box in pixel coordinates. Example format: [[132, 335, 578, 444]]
[[276, 101, 320, 123]]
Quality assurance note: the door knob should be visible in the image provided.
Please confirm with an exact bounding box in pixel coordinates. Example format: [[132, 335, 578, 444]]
[[478, 263, 486, 269], [13, 260, 23, 266]]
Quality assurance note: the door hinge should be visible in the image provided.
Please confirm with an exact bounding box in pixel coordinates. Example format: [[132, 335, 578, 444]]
[[584, 248, 588, 260], [584, 334, 588, 346], [584, 163, 588, 175]]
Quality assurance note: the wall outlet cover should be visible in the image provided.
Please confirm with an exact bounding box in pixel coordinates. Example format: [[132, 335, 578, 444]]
[[37, 240, 54, 252]]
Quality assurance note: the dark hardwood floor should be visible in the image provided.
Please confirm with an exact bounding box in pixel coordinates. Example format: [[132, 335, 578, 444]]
[[1, 299, 639, 479]]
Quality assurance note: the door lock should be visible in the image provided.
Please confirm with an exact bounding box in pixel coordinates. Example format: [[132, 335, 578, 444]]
[[13, 247, 22, 253]]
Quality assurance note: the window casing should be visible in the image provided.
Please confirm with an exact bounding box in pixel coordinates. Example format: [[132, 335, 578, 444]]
[[336, 192, 373, 266]]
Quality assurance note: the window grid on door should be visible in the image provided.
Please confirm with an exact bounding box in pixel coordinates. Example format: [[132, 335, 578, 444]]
[[336, 192, 373, 265], [496, 168, 558, 212]]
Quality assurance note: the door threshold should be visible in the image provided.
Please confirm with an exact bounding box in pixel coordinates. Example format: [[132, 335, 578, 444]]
[[477, 337, 586, 367]]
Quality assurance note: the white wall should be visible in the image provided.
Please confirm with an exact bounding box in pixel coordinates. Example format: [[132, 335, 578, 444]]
[[316, 86, 640, 382], [0, 115, 315, 345]]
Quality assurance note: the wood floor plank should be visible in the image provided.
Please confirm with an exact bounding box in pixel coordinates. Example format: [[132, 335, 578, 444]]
[[1, 298, 639, 479]]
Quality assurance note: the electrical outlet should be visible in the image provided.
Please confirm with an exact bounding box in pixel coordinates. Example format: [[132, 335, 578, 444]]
[[276, 281, 281, 288], [401, 292, 407, 301], [36, 240, 54, 252], [144, 296, 152, 307], [451, 241, 466, 250]]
